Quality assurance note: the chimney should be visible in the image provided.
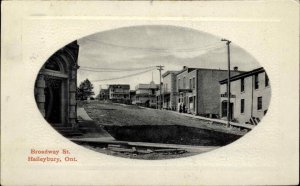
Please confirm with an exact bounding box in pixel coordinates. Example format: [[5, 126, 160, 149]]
[[183, 66, 187, 69], [234, 66, 238, 71]]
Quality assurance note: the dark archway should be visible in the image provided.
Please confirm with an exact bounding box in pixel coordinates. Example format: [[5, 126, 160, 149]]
[[35, 41, 79, 129]]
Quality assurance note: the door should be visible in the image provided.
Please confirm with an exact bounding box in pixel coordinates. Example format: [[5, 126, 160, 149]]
[[44, 78, 62, 124], [222, 101, 234, 120]]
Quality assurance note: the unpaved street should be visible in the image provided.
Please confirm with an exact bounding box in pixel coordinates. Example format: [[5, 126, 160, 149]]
[[81, 101, 244, 135]]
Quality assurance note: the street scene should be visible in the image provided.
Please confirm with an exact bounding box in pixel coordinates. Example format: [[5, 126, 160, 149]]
[[34, 25, 271, 159]]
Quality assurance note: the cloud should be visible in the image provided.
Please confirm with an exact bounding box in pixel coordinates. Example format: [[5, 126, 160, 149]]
[[77, 25, 261, 95]]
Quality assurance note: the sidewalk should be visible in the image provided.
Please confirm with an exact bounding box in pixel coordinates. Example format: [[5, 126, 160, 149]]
[[76, 107, 115, 140], [136, 104, 254, 130], [77, 107, 93, 121], [179, 112, 254, 130]]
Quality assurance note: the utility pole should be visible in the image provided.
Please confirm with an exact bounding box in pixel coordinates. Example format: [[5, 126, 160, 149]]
[[221, 39, 231, 128], [156, 65, 164, 109]]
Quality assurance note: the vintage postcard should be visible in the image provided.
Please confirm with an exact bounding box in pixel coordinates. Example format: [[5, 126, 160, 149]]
[[1, 0, 299, 185]]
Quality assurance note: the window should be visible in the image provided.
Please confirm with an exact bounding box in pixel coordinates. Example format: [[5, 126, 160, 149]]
[[241, 78, 245, 92], [241, 99, 245, 113], [183, 77, 186, 88], [45, 60, 60, 71], [257, 96, 262, 110], [265, 73, 269, 87], [255, 74, 259, 89], [193, 77, 195, 89], [178, 79, 180, 89], [189, 79, 192, 89]]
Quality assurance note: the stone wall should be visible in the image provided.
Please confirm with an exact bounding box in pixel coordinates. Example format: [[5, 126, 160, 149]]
[[34, 41, 79, 128]]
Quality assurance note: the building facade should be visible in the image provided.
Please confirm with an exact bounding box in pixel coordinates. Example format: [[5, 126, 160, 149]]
[[176, 67, 197, 114], [161, 71, 179, 110], [98, 88, 109, 100], [219, 67, 271, 124], [132, 81, 159, 108], [108, 84, 130, 103], [34, 41, 80, 129], [176, 66, 242, 117]]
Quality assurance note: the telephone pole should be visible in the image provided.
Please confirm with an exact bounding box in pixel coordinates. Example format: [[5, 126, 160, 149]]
[[156, 65, 164, 109], [221, 39, 231, 128]]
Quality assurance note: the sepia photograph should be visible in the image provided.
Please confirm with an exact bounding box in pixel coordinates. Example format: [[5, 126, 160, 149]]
[[34, 25, 271, 160]]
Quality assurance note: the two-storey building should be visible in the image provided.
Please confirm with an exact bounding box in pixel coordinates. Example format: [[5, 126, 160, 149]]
[[161, 71, 179, 110], [219, 67, 271, 124], [176, 66, 242, 117], [98, 88, 109, 100], [108, 84, 130, 103], [132, 81, 159, 108]]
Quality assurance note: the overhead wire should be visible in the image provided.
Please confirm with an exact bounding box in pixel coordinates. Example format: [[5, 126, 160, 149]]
[[85, 38, 224, 53], [90, 68, 155, 82], [79, 66, 156, 72], [81, 39, 226, 82]]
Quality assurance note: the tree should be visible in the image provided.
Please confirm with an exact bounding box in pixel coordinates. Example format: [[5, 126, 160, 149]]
[[77, 79, 95, 100]]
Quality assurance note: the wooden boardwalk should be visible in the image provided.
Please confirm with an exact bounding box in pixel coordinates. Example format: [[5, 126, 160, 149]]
[[70, 137, 219, 153], [179, 113, 255, 130]]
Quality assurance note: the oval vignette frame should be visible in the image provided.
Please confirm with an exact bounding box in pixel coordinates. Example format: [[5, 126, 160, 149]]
[[34, 25, 271, 160]]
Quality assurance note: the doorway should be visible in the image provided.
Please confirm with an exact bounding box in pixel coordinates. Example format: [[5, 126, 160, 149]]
[[44, 77, 63, 124], [221, 101, 234, 120]]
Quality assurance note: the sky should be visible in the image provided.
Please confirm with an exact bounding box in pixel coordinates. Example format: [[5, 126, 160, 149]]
[[77, 25, 261, 95]]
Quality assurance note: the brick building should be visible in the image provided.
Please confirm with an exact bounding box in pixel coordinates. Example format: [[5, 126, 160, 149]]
[[176, 66, 242, 117], [34, 41, 80, 129], [219, 67, 271, 124]]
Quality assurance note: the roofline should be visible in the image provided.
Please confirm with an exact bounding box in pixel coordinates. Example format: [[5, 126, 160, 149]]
[[162, 71, 179, 77], [175, 68, 195, 76], [175, 67, 245, 76], [108, 84, 129, 86], [219, 67, 265, 84], [108, 84, 130, 88]]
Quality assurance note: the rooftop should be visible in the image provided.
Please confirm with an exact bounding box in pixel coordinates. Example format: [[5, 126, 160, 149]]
[[108, 84, 130, 89], [219, 67, 265, 84], [176, 66, 245, 76], [135, 81, 159, 90], [162, 71, 179, 78]]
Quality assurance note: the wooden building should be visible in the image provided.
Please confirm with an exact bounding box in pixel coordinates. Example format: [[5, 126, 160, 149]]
[[219, 67, 271, 124]]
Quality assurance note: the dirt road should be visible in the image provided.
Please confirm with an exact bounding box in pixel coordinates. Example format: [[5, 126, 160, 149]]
[[81, 101, 245, 135]]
